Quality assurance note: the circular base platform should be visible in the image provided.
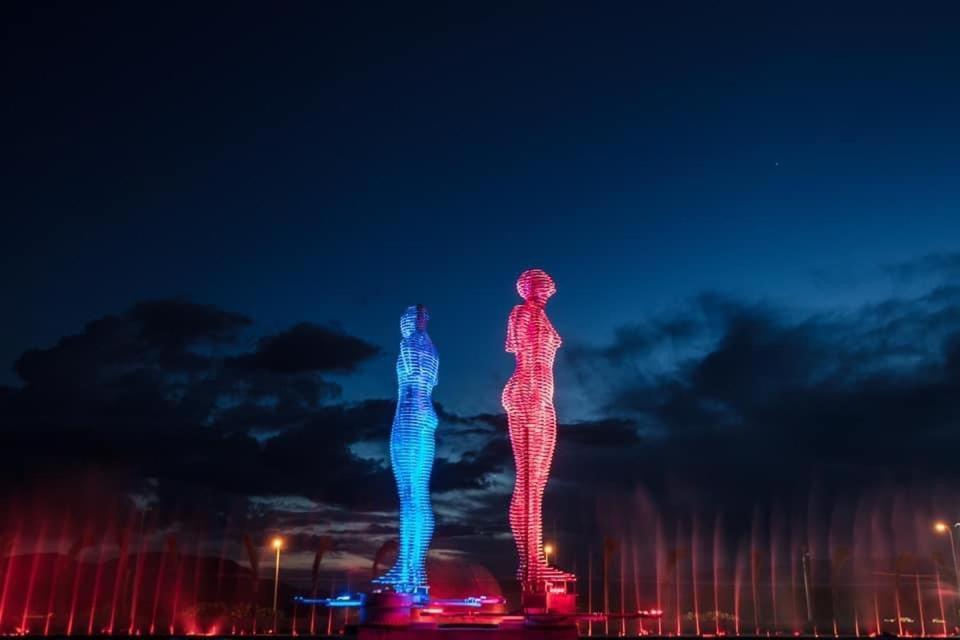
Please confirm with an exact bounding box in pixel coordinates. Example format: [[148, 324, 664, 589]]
[[360, 592, 415, 627]]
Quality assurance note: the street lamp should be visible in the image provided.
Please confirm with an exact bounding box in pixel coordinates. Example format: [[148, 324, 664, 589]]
[[544, 543, 554, 566], [272, 537, 284, 632], [934, 522, 960, 622]]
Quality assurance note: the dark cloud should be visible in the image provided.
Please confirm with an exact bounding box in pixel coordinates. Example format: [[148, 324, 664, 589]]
[[566, 316, 702, 367], [231, 322, 380, 374], [561, 417, 641, 447], [0, 300, 393, 522], [127, 299, 252, 347], [556, 283, 960, 529], [364, 523, 399, 535], [564, 293, 737, 370], [433, 436, 511, 493], [433, 522, 480, 539], [0, 297, 517, 575], [883, 251, 960, 282], [14, 298, 250, 385], [6, 275, 960, 581]]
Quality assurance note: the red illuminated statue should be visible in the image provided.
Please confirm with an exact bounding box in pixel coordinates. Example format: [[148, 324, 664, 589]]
[[502, 268, 574, 593]]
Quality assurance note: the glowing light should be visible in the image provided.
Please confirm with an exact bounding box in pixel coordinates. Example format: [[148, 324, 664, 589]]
[[934, 521, 949, 533], [428, 596, 506, 608], [502, 269, 574, 592], [372, 305, 438, 595], [294, 594, 365, 608], [272, 537, 283, 550]]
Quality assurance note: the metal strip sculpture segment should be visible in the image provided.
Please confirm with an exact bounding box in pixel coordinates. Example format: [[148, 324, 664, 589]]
[[374, 305, 438, 596], [502, 269, 573, 592]]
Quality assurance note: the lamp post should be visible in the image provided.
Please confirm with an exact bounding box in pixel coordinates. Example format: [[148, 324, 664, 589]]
[[545, 543, 554, 567], [934, 522, 960, 623], [272, 537, 283, 632]]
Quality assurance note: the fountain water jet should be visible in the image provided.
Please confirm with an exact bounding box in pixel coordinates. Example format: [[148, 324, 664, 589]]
[[692, 518, 701, 636], [916, 572, 927, 637], [44, 515, 72, 636], [128, 511, 150, 635], [0, 527, 21, 631], [21, 520, 48, 633], [734, 541, 744, 636], [631, 538, 642, 636], [87, 537, 106, 634], [109, 522, 129, 633], [713, 514, 723, 635], [936, 565, 948, 636], [620, 538, 626, 636], [170, 536, 185, 634], [750, 518, 761, 634], [770, 513, 781, 633], [66, 524, 92, 636]]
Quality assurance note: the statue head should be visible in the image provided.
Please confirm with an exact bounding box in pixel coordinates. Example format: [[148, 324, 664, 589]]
[[516, 269, 556, 305], [400, 304, 429, 338]]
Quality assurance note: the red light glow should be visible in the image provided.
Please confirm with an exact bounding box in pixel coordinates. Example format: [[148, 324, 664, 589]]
[[502, 269, 575, 592]]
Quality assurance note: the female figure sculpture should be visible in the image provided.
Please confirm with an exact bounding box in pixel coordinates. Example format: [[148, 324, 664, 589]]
[[374, 305, 438, 596], [502, 269, 572, 591]]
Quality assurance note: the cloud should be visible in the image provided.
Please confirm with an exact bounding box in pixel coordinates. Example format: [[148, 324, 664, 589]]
[[556, 281, 960, 531], [433, 435, 511, 493], [560, 417, 641, 447], [6, 271, 960, 580], [883, 252, 960, 282], [0, 300, 392, 520], [565, 312, 705, 366], [127, 299, 253, 347], [231, 322, 380, 374], [0, 299, 514, 573], [14, 298, 251, 384]]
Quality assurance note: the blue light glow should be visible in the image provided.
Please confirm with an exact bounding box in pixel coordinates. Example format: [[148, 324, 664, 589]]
[[372, 305, 438, 595], [293, 593, 366, 608]]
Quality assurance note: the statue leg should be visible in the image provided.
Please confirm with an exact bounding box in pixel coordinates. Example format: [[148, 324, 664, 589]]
[[378, 422, 411, 587], [507, 399, 537, 585], [409, 424, 435, 590], [531, 404, 557, 575]]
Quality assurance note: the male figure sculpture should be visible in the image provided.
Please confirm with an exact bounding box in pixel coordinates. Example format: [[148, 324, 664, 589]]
[[374, 305, 438, 597]]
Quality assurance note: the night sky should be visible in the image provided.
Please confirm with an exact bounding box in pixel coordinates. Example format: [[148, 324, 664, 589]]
[[3, 2, 960, 584]]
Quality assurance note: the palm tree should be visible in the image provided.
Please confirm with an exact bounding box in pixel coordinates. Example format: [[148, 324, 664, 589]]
[[310, 537, 335, 634], [242, 535, 260, 634], [829, 546, 850, 637], [893, 553, 915, 637], [603, 537, 619, 635], [750, 550, 762, 633], [373, 540, 399, 579]]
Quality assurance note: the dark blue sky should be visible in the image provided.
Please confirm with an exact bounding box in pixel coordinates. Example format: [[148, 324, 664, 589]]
[[3, 2, 960, 581], [5, 2, 959, 409]]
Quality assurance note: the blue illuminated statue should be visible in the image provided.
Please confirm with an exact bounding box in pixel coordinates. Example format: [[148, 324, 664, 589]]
[[373, 304, 438, 596]]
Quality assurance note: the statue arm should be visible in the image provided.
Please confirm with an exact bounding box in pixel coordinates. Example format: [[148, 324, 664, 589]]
[[398, 341, 413, 379], [400, 338, 439, 388], [419, 339, 439, 387]]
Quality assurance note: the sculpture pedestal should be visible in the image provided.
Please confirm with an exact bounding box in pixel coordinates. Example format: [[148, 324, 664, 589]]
[[521, 592, 577, 616], [357, 592, 577, 640], [357, 624, 578, 640], [359, 592, 415, 627]]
